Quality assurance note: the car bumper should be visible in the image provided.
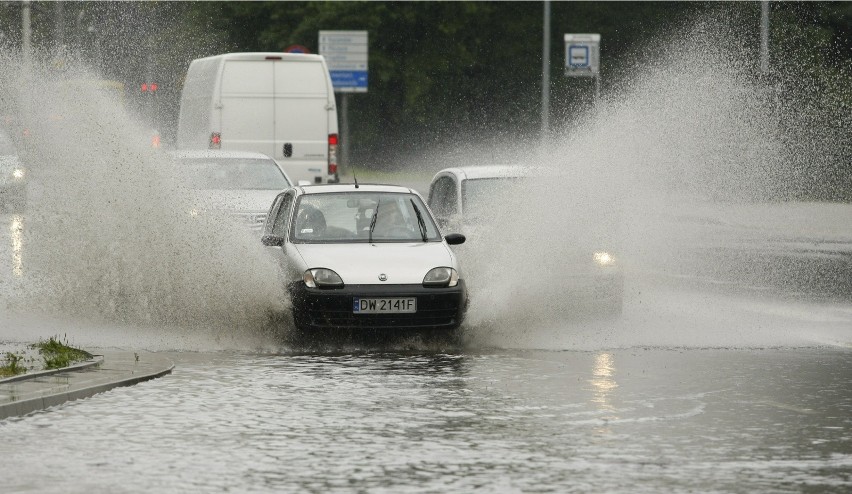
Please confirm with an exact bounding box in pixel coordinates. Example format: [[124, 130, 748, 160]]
[[289, 280, 468, 331]]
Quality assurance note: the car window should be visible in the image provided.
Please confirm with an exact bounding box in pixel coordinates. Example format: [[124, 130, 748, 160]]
[[177, 158, 291, 189], [429, 176, 458, 217], [272, 191, 294, 237], [291, 192, 441, 243], [264, 194, 285, 234], [462, 177, 526, 219]]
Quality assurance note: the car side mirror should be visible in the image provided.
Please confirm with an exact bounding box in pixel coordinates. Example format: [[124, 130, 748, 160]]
[[444, 233, 465, 245], [261, 234, 285, 247]]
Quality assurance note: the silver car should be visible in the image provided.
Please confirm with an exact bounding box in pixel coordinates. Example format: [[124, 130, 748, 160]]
[[169, 150, 292, 232], [428, 165, 623, 315], [261, 184, 468, 333]]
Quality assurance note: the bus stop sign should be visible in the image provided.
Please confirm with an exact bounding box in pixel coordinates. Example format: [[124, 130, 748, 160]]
[[564, 33, 600, 77]]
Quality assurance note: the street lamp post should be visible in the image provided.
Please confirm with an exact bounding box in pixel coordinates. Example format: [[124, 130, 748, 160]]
[[22, 0, 32, 65], [760, 1, 770, 74], [541, 0, 551, 139]]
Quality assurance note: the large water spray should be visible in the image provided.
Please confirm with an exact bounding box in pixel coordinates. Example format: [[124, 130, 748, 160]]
[[0, 51, 286, 350], [436, 13, 852, 349]]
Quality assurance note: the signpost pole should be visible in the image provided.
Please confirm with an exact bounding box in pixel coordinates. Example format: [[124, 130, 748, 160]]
[[595, 75, 600, 105]]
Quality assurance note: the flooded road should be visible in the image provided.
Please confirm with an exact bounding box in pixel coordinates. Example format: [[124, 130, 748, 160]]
[[1, 348, 850, 492], [1, 16, 851, 490]]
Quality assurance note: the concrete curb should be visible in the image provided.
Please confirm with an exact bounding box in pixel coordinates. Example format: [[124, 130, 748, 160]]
[[0, 351, 174, 421], [0, 355, 105, 384]]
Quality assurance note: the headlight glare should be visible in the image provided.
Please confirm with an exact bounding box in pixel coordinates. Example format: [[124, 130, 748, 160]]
[[12, 168, 24, 180], [304, 268, 344, 288], [423, 267, 459, 287], [593, 251, 616, 267]]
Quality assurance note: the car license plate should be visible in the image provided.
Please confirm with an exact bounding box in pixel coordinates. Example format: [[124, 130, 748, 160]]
[[353, 298, 416, 314]]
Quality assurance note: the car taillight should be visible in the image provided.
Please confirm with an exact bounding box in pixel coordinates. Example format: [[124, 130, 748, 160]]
[[328, 133, 338, 176], [210, 132, 221, 149]]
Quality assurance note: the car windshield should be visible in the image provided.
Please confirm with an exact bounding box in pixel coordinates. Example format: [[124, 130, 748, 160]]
[[177, 158, 290, 190], [462, 177, 528, 219], [292, 192, 441, 243]]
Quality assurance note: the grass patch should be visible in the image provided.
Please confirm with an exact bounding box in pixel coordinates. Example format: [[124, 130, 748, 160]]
[[0, 352, 27, 377], [30, 336, 93, 370]]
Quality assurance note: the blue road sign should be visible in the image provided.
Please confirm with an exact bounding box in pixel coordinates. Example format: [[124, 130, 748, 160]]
[[330, 70, 368, 92], [568, 45, 590, 68]]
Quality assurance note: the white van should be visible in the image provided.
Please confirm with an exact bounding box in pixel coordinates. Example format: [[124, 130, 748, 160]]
[[177, 52, 340, 184]]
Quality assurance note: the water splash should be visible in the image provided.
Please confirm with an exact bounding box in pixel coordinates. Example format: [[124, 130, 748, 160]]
[[431, 12, 852, 349], [0, 48, 286, 350]]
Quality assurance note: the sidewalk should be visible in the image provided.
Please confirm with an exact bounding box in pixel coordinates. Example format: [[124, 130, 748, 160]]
[[0, 351, 174, 420]]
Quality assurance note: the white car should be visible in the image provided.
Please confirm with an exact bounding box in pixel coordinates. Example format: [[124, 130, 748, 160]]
[[428, 165, 623, 315], [261, 184, 468, 334], [168, 150, 292, 232]]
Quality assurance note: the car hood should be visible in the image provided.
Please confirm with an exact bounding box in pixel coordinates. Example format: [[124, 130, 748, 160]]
[[189, 189, 279, 212], [292, 241, 457, 285]]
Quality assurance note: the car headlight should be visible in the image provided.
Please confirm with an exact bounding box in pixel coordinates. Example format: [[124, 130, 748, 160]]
[[423, 267, 459, 287], [188, 208, 202, 217], [304, 268, 344, 288], [593, 251, 616, 267], [12, 168, 24, 180]]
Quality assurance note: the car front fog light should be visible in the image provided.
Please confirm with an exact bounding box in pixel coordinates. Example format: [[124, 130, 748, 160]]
[[12, 168, 24, 180], [423, 267, 458, 287], [594, 251, 616, 267], [304, 268, 344, 288]]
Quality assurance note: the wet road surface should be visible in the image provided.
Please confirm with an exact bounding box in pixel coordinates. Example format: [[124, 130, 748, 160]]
[[1, 348, 851, 493]]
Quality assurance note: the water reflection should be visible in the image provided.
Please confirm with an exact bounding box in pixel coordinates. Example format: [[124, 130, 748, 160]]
[[10, 214, 22, 277], [590, 352, 619, 420]]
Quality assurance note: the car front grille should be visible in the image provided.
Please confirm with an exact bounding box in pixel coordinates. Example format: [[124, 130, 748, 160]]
[[232, 212, 267, 232]]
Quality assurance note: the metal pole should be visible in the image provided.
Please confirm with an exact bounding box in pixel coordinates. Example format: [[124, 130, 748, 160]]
[[541, 0, 551, 138], [595, 75, 600, 104], [341, 93, 350, 173], [22, 0, 31, 65], [760, 1, 769, 74], [55, 1, 65, 51]]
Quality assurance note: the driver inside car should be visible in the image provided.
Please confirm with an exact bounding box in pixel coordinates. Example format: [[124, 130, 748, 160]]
[[372, 201, 412, 237], [296, 205, 327, 238]]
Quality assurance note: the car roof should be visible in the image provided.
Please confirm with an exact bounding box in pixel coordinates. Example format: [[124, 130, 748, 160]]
[[168, 149, 293, 186], [297, 184, 417, 195], [200, 52, 325, 63], [435, 164, 534, 181], [168, 150, 276, 160]]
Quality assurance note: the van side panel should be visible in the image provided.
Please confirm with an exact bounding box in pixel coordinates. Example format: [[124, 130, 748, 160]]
[[219, 61, 276, 157], [273, 61, 329, 182], [178, 53, 341, 183], [177, 58, 220, 148]]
